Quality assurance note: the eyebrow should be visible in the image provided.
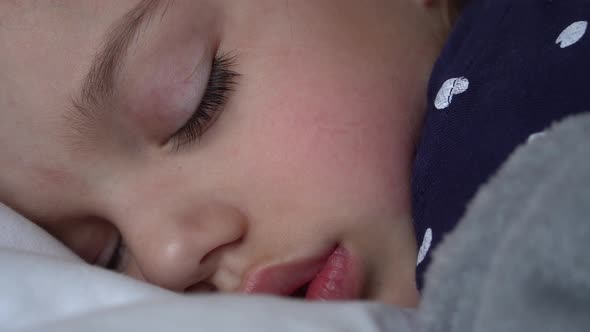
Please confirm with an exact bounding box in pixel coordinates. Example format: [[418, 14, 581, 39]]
[[66, 0, 172, 140]]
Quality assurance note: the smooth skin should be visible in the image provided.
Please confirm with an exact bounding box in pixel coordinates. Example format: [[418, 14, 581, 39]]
[[0, 0, 452, 306]]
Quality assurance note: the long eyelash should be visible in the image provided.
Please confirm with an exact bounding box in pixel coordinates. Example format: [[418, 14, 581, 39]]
[[172, 52, 240, 151], [106, 234, 124, 271]]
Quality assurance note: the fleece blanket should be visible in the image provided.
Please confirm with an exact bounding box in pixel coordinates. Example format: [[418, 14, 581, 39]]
[[419, 113, 590, 332], [1, 113, 589, 331]]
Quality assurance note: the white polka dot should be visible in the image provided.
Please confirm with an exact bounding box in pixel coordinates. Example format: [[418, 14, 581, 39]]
[[435, 77, 470, 110], [527, 131, 547, 144], [556, 21, 587, 48], [417, 228, 433, 266]]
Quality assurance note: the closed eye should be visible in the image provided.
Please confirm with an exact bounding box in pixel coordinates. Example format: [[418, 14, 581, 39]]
[[169, 51, 240, 151], [105, 234, 125, 271]]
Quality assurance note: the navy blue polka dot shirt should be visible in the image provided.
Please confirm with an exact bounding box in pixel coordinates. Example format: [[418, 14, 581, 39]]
[[412, 0, 590, 289]]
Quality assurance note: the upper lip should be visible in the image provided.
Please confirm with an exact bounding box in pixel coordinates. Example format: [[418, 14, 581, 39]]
[[239, 246, 337, 296]]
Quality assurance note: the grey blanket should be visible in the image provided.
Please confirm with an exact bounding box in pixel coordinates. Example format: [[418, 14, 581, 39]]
[[418, 113, 590, 331]]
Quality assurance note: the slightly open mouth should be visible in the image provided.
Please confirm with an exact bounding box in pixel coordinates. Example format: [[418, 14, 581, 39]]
[[290, 282, 311, 298], [291, 246, 361, 301], [241, 245, 361, 301]]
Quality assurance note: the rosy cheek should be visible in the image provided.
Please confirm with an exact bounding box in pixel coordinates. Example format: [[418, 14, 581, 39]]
[[240, 68, 406, 209], [249, 103, 364, 192]]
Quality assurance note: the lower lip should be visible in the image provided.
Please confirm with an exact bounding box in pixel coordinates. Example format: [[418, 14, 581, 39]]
[[305, 245, 362, 301]]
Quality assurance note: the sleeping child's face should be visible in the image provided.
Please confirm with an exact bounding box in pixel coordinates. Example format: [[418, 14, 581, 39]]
[[0, 0, 449, 306]]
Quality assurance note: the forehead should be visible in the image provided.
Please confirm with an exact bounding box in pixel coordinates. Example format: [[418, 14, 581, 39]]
[[0, 0, 161, 216], [0, 0, 137, 116], [0, 0, 390, 134]]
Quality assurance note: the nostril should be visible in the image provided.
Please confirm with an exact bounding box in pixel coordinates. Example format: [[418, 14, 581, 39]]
[[185, 281, 217, 294], [199, 237, 243, 266]]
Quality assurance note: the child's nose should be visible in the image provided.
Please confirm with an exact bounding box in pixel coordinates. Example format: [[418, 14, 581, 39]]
[[123, 204, 247, 292]]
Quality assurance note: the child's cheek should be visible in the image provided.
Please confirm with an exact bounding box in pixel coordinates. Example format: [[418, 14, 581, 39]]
[[243, 70, 407, 212]]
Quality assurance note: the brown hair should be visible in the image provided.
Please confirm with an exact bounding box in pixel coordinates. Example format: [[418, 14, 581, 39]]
[[447, 0, 470, 24]]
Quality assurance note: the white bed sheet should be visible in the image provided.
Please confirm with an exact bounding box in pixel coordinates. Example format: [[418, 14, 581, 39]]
[[0, 203, 417, 332]]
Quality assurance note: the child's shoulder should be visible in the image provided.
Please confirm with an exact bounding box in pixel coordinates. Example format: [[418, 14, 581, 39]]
[[440, 0, 590, 66], [412, 0, 590, 288]]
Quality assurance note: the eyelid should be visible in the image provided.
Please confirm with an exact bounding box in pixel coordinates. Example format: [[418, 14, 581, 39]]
[[168, 51, 239, 151]]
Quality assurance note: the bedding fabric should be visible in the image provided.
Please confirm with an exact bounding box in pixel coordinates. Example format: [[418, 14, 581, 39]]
[[419, 113, 590, 332], [0, 250, 418, 332], [412, 0, 590, 289], [0, 206, 418, 332], [0, 202, 80, 262]]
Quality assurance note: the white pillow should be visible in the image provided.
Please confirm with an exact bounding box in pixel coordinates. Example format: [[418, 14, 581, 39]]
[[0, 203, 79, 261], [0, 203, 418, 332]]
